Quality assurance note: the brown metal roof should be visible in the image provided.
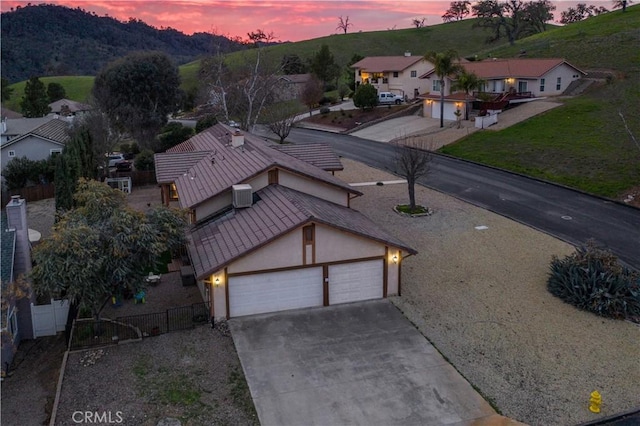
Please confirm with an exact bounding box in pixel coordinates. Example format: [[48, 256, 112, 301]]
[[155, 151, 211, 184], [158, 124, 359, 209], [271, 143, 343, 171], [188, 185, 416, 279], [351, 56, 426, 72], [421, 58, 586, 80]]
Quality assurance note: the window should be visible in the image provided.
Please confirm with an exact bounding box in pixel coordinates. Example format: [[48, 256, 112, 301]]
[[393, 72, 399, 78], [268, 169, 278, 185], [8, 150, 15, 157], [556, 77, 562, 90], [50, 149, 62, 156], [382, 77, 388, 84], [518, 81, 528, 93], [169, 183, 179, 200], [303, 225, 314, 244], [410, 70, 417, 78], [432, 80, 441, 92], [539, 78, 545, 92]]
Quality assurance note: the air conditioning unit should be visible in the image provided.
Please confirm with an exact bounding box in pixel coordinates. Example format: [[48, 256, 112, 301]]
[[232, 184, 253, 208]]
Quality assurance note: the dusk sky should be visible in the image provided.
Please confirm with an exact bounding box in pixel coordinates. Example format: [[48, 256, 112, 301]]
[[1, 1, 613, 42]]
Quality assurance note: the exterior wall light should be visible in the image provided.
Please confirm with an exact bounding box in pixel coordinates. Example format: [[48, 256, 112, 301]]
[[392, 255, 398, 264]]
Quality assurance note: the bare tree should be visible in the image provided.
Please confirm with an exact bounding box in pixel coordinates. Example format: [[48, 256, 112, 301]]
[[199, 29, 283, 131], [412, 17, 426, 28], [300, 75, 324, 117], [263, 102, 300, 143], [337, 16, 353, 34], [394, 139, 433, 211]]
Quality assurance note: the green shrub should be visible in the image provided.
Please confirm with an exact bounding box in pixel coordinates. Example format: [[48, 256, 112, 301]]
[[320, 106, 331, 114], [547, 242, 640, 320], [195, 114, 218, 133], [134, 149, 155, 171]]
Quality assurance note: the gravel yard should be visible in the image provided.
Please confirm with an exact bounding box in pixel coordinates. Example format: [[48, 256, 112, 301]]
[[336, 158, 640, 426]]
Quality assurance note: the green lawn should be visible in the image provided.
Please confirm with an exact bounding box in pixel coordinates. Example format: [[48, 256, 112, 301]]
[[440, 87, 640, 198], [4, 75, 95, 112]]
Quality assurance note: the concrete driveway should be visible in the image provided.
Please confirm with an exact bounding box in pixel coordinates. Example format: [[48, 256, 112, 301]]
[[230, 300, 508, 426]]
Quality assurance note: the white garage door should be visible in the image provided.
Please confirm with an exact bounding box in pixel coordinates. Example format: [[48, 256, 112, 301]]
[[229, 267, 323, 317], [329, 260, 384, 305], [432, 102, 458, 121]]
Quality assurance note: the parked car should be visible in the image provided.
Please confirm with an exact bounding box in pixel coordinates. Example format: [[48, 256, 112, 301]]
[[115, 160, 132, 172], [107, 153, 126, 167], [378, 92, 403, 105]]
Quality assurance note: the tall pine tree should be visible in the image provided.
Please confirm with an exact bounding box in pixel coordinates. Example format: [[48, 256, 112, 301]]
[[20, 77, 51, 117]]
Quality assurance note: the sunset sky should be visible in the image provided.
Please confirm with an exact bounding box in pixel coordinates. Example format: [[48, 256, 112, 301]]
[[1, 1, 612, 42]]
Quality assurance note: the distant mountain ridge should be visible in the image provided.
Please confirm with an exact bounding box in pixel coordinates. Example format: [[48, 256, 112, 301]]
[[0, 3, 245, 83]]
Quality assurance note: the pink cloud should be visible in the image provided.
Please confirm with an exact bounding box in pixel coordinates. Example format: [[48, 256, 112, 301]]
[[0, 1, 615, 41]]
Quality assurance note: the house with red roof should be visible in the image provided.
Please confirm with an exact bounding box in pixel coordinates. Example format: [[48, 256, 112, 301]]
[[351, 52, 435, 99], [419, 58, 586, 121], [154, 124, 416, 319]]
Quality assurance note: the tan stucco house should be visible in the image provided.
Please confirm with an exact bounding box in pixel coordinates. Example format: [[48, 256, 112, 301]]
[[420, 58, 586, 121], [351, 53, 434, 100], [154, 124, 416, 319]]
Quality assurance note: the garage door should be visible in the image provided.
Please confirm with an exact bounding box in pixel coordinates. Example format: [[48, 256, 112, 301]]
[[228, 267, 323, 317], [432, 102, 458, 121], [329, 260, 383, 305]]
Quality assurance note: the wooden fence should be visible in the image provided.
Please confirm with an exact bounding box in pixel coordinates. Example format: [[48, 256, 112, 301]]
[[1, 171, 157, 204]]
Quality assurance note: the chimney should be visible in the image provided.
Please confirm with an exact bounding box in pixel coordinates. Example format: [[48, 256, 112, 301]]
[[231, 130, 245, 148], [6, 196, 32, 276], [404, 51, 411, 57]]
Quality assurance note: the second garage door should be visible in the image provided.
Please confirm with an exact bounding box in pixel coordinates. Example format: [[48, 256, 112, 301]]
[[228, 267, 323, 317], [329, 259, 383, 305]]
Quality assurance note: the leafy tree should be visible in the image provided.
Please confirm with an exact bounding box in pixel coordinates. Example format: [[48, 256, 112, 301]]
[[613, 0, 632, 12], [352, 84, 378, 111], [157, 122, 194, 152], [195, 115, 218, 133], [300, 75, 324, 116], [336, 16, 353, 34], [345, 54, 365, 92], [47, 82, 66, 102], [92, 51, 182, 149], [54, 129, 96, 211], [20, 77, 51, 117], [442, 1, 471, 22], [281, 54, 307, 75], [424, 50, 464, 127], [263, 102, 300, 143], [472, 0, 555, 45], [310, 45, 340, 88], [452, 70, 485, 119], [394, 139, 432, 211], [31, 179, 188, 323], [134, 149, 155, 171], [1, 78, 14, 102], [338, 84, 350, 101], [70, 108, 125, 171], [560, 3, 609, 23]]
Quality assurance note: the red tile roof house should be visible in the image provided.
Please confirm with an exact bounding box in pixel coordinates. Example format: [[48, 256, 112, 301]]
[[351, 52, 435, 100], [154, 124, 416, 319], [419, 58, 586, 122]]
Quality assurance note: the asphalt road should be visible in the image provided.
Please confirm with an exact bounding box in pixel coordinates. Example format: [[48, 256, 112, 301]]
[[267, 127, 640, 269]]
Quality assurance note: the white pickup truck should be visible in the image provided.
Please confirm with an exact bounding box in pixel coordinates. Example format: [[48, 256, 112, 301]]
[[378, 92, 404, 105]]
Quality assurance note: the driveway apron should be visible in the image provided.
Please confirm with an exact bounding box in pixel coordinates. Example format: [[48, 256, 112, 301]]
[[229, 300, 498, 426]]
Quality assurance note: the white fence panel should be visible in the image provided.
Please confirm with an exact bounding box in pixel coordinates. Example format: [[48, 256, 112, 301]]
[[475, 113, 499, 129], [31, 299, 70, 338]]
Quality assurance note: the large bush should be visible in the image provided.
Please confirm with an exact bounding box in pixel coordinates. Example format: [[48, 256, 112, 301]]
[[352, 84, 378, 111], [3, 156, 56, 190], [547, 242, 640, 320], [134, 149, 155, 171]]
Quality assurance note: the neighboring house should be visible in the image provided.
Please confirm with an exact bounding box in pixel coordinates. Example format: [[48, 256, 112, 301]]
[[420, 58, 586, 121], [48, 98, 92, 117], [1, 107, 23, 119], [1, 196, 36, 376], [1, 118, 70, 171], [351, 52, 434, 100], [274, 73, 312, 101], [154, 124, 416, 319]]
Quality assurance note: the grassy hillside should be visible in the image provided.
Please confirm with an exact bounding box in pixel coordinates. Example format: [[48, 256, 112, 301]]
[[441, 5, 640, 200], [3, 76, 95, 112]]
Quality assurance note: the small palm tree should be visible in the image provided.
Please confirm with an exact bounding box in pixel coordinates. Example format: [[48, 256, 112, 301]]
[[424, 50, 464, 128], [452, 70, 485, 120]]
